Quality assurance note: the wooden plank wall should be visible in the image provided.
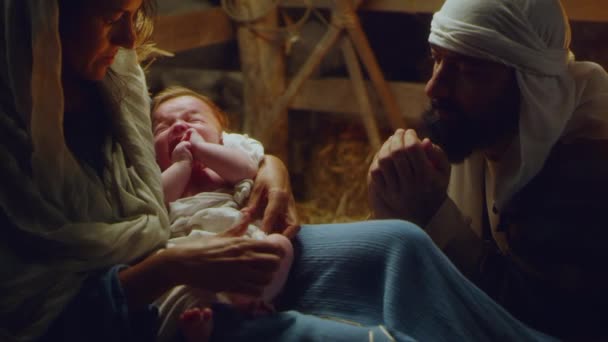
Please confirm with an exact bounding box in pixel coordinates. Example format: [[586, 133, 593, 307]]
[[152, 0, 608, 122], [153, 0, 608, 52], [152, 7, 234, 53], [282, 0, 608, 22], [290, 78, 427, 126]]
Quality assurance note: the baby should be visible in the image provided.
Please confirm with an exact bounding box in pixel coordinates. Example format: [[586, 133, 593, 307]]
[[151, 86, 294, 342]]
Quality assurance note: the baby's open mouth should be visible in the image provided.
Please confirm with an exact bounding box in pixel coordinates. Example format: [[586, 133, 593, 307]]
[[168, 130, 192, 153], [168, 135, 184, 153]]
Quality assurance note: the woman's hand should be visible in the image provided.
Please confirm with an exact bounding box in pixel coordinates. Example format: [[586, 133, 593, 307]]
[[119, 234, 283, 310], [162, 213, 283, 295], [245, 155, 300, 239], [367, 129, 450, 227], [166, 234, 284, 296], [119, 214, 281, 310]]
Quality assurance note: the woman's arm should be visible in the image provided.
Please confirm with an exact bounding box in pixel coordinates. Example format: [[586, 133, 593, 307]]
[[42, 232, 284, 341], [118, 250, 178, 309]]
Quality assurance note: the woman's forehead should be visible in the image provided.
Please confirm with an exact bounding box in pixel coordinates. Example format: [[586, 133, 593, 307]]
[[98, 0, 143, 12]]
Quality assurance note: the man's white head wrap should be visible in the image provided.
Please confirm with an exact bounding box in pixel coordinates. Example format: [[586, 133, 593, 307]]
[[429, 0, 608, 210], [0, 1, 170, 340]]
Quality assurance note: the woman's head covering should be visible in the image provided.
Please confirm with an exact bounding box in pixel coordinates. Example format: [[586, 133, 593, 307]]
[[429, 0, 608, 209], [0, 1, 169, 340]]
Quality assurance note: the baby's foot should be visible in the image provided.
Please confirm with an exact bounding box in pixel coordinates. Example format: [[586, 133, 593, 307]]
[[178, 307, 213, 342]]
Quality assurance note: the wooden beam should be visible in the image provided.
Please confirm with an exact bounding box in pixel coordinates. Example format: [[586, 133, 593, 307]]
[[563, 0, 608, 23], [236, 0, 289, 162], [290, 78, 428, 126], [341, 37, 382, 148], [151, 1, 608, 54], [153, 7, 234, 53], [268, 17, 344, 135], [281, 0, 441, 14], [281, 0, 608, 22], [152, 69, 428, 128], [335, 0, 406, 130]]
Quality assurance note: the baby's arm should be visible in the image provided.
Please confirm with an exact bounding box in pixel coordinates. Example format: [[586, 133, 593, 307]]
[[189, 131, 258, 184], [162, 141, 193, 204]]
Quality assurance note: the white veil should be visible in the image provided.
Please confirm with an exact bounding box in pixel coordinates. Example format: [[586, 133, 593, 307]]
[[0, 1, 170, 340]]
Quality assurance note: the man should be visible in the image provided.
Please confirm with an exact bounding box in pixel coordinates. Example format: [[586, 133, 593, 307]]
[[368, 0, 608, 339]]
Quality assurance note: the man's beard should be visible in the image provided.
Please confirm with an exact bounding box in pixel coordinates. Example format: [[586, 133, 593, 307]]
[[422, 99, 518, 163]]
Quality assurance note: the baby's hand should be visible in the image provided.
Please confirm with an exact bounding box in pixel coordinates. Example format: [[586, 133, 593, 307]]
[[171, 141, 193, 163], [187, 129, 207, 146]]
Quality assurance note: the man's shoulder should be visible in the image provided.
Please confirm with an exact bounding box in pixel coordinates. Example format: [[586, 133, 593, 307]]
[[540, 138, 608, 183], [510, 138, 608, 209]]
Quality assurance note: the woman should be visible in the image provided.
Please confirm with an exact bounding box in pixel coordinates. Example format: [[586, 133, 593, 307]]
[[0, 0, 555, 341]]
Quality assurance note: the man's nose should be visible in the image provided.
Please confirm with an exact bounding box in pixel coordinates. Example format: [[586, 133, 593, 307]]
[[424, 61, 451, 99]]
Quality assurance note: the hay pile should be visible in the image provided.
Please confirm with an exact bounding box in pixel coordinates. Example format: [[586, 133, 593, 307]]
[[295, 125, 376, 224]]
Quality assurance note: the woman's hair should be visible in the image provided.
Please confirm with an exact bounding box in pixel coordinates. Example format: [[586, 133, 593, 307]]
[[58, 0, 157, 59], [152, 86, 230, 130], [134, 0, 159, 61]]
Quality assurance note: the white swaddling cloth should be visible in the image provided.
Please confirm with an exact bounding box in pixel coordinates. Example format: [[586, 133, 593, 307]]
[[156, 132, 266, 342], [168, 179, 266, 244], [157, 180, 266, 342], [0, 2, 170, 340], [167, 131, 265, 244]]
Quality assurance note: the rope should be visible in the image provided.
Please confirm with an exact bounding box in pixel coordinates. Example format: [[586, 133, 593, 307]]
[[221, 0, 282, 23], [220, 0, 314, 43], [332, 11, 357, 29]]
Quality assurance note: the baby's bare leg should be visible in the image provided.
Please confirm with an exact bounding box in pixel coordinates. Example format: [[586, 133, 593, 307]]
[[225, 234, 294, 314], [262, 233, 294, 301]]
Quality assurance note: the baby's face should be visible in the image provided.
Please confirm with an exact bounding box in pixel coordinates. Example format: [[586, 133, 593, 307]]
[[153, 95, 222, 170]]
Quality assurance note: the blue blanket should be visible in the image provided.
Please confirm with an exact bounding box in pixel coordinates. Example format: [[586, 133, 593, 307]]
[[210, 220, 557, 342]]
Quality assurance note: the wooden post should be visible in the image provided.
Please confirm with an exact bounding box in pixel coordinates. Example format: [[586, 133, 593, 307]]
[[235, 0, 288, 162], [266, 0, 364, 139], [335, 0, 406, 131], [341, 37, 382, 149], [267, 23, 343, 130]]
